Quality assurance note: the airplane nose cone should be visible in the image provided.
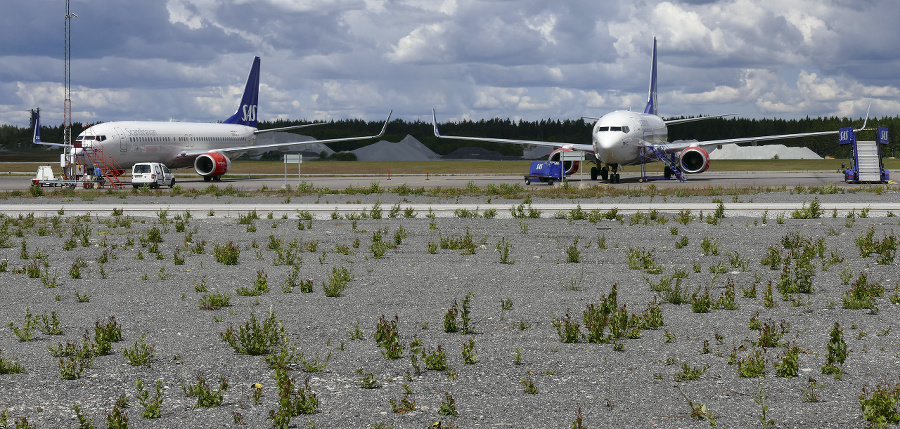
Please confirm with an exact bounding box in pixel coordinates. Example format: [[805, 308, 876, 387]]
[[594, 133, 621, 160]]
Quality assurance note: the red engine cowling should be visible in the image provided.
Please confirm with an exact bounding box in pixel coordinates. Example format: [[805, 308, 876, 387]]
[[548, 148, 580, 176], [194, 152, 231, 177], [678, 147, 710, 174]]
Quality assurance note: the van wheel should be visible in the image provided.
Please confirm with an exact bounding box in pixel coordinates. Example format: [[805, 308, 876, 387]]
[[133, 185, 139, 189], [169, 178, 176, 188]]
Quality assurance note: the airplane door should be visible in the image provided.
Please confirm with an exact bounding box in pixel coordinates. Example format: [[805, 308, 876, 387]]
[[186, 134, 193, 148], [115, 127, 128, 152]]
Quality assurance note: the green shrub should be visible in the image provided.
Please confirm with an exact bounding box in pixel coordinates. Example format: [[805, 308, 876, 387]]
[[323, 265, 351, 297], [182, 375, 228, 407], [122, 334, 156, 367], [859, 382, 900, 427], [0, 350, 25, 374], [213, 241, 240, 265], [220, 312, 285, 355]]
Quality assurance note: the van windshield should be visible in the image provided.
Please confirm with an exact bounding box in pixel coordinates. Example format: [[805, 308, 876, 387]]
[[133, 165, 151, 174]]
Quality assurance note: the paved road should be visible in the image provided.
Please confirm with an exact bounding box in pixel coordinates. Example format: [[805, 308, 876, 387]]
[[0, 170, 881, 192]]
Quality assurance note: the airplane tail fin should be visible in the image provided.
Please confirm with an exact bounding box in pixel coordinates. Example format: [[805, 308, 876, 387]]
[[223, 56, 261, 127], [32, 116, 42, 144], [643, 37, 658, 115]]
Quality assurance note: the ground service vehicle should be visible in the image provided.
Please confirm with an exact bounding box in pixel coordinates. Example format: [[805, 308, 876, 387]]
[[132, 162, 175, 189]]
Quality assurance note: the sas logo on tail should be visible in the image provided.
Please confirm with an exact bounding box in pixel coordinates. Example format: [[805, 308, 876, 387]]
[[241, 104, 257, 122]]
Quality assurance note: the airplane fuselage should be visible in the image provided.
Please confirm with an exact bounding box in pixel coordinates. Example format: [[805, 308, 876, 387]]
[[591, 110, 667, 167], [75, 122, 258, 169]]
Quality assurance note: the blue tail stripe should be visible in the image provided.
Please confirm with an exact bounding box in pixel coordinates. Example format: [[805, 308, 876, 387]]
[[643, 38, 658, 115], [223, 56, 261, 127], [33, 117, 42, 143]]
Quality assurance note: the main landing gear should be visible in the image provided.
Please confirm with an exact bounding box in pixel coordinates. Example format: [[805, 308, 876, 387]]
[[590, 164, 620, 183]]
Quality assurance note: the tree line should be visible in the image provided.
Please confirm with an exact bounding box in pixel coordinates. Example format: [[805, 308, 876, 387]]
[[3, 114, 898, 159]]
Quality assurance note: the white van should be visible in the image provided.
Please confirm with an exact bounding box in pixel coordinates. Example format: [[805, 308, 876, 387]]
[[132, 162, 175, 189]]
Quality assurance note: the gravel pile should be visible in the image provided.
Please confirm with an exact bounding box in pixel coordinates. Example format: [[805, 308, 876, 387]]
[[0, 190, 898, 428]]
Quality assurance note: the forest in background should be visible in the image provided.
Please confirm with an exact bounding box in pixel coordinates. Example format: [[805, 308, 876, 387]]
[[1, 114, 898, 160]]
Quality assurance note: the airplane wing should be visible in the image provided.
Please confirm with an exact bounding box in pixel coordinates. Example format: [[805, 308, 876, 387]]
[[653, 128, 867, 155], [431, 110, 593, 152], [254, 123, 326, 135], [664, 114, 734, 126], [180, 111, 392, 157], [657, 104, 871, 152]]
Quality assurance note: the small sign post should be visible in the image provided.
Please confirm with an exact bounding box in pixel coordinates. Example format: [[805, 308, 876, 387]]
[[284, 154, 302, 186], [560, 150, 586, 182]]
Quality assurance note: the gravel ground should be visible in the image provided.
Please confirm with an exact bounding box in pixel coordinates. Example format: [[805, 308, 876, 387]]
[[1, 189, 899, 428]]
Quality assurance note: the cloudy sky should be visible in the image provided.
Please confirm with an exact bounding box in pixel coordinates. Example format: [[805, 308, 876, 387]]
[[2, 0, 899, 128]]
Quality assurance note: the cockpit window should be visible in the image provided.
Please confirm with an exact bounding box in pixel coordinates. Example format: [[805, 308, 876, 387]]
[[597, 126, 629, 133]]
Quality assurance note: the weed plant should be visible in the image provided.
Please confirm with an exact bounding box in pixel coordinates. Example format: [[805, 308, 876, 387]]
[[220, 311, 286, 355], [791, 197, 823, 219], [859, 381, 900, 427], [774, 343, 800, 377], [496, 238, 514, 264], [626, 247, 661, 273], [439, 392, 458, 416], [298, 348, 332, 373], [821, 323, 847, 376], [423, 345, 448, 370], [135, 378, 164, 418], [182, 375, 228, 407], [122, 334, 156, 367], [737, 348, 767, 378], [105, 399, 128, 429], [374, 315, 403, 359], [199, 293, 232, 310], [674, 362, 708, 381], [0, 350, 25, 374], [553, 310, 580, 343], [521, 372, 538, 394], [443, 301, 459, 333], [323, 265, 351, 297], [566, 237, 581, 263], [842, 273, 883, 310], [461, 338, 477, 364], [356, 368, 380, 389], [691, 287, 712, 313], [213, 241, 240, 265], [72, 402, 94, 429], [460, 292, 474, 334]]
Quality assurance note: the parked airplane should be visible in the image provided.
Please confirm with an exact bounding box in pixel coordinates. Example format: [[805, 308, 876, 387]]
[[34, 57, 391, 181], [432, 38, 866, 183]]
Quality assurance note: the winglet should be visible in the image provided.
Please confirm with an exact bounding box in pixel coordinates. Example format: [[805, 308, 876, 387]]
[[376, 110, 393, 138], [223, 56, 261, 127], [859, 102, 871, 131], [643, 37, 658, 116], [431, 109, 441, 137]]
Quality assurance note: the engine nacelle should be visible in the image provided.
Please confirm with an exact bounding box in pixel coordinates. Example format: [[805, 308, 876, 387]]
[[548, 148, 580, 176], [678, 146, 710, 174], [194, 152, 231, 177]]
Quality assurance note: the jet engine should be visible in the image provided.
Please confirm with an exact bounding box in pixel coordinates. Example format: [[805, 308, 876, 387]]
[[678, 146, 710, 174], [548, 148, 580, 176], [194, 152, 231, 179]]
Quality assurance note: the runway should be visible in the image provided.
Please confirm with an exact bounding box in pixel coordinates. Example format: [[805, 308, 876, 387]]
[[0, 169, 880, 192]]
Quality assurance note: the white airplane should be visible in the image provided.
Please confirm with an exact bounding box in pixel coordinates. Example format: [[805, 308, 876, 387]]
[[433, 38, 867, 183], [34, 57, 391, 181]]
